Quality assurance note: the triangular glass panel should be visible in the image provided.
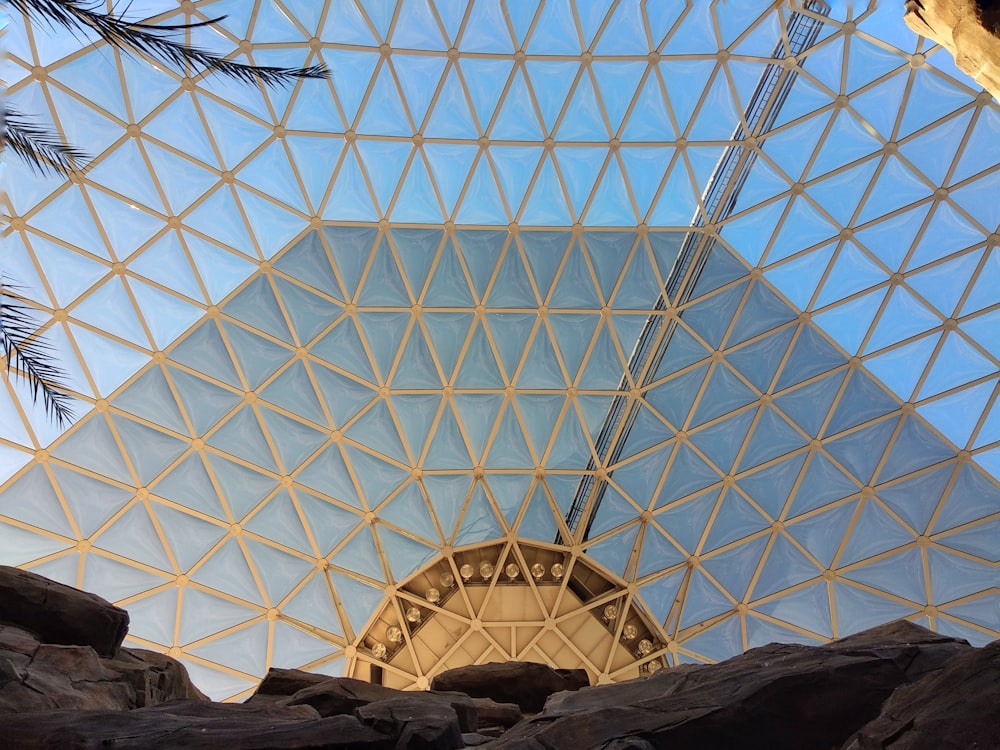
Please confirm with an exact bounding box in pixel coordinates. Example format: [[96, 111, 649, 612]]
[[358, 242, 410, 310], [324, 147, 379, 221], [392, 52, 445, 128], [703, 490, 771, 552], [826, 370, 899, 434], [114, 366, 188, 436], [751, 533, 821, 600], [652, 488, 718, 557], [738, 408, 808, 473], [424, 402, 474, 470], [242, 537, 315, 605], [454, 483, 505, 546], [788, 451, 860, 517], [786, 500, 857, 569], [330, 525, 384, 581], [520, 154, 573, 226], [452, 393, 504, 463], [243, 489, 311, 552], [839, 499, 914, 566], [154, 504, 226, 572], [423, 239, 476, 307], [423, 68, 479, 139], [51, 414, 132, 484], [329, 573, 384, 639], [637, 523, 687, 579], [94, 502, 173, 572], [295, 445, 363, 508], [423, 143, 477, 217], [206, 405, 279, 473], [0, 465, 74, 538], [297, 490, 363, 556], [311, 318, 379, 385], [112, 415, 189, 486], [168, 367, 243, 437], [658, 443, 721, 505], [933, 462, 1000, 533], [151, 454, 227, 520], [736, 453, 806, 519], [689, 364, 758, 427], [344, 446, 409, 509], [484, 403, 535, 469], [728, 281, 797, 347], [683, 283, 747, 351], [586, 523, 639, 579], [259, 407, 328, 473], [378, 525, 438, 581], [815, 241, 890, 309], [689, 409, 756, 476], [221, 321, 293, 389], [205, 453, 278, 520], [679, 569, 734, 629]]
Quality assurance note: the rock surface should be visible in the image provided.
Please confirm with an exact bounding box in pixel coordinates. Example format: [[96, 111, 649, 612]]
[[249, 666, 333, 701], [0, 707, 394, 749], [430, 661, 589, 713], [3, 567, 1000, 748], [904, 0, 1000, 99], [0, 565, 128, 657], [0, 623, 205, 713], [842, 638, 1000, 749], [356, 695, 463, 749], [489, 621, 972, 750], [282, 676, 477, 733]]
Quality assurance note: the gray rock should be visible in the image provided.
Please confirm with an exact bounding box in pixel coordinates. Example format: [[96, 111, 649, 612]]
[[355, 695, 463, 750], [248, 666, 334, 701], [841, 637, 1000, 749], [0, 626, 133, 713], [138, 697, 320, 720], [471, 696, 522, 729], [283, 676, 477, 732], [0, 565, 128, 657], [102, 647, 208, 707], [0, 709, 394, 749], [430, 661, 590, 713], [490, 621, 972, 750]]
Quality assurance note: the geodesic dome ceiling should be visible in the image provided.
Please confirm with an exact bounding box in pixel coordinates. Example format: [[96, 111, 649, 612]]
[[2, 0, 1000, 701]]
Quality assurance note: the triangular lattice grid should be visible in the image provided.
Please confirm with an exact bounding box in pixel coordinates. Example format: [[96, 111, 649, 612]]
[[2, 1, 999, 700]]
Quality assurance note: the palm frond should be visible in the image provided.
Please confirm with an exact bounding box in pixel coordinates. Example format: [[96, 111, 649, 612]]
[[0, 284, 75, 427], [2, 106, 89, 177], [9, 0, 329, 87]]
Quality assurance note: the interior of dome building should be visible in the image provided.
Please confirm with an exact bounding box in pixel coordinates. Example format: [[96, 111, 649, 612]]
[[2, 0, 999, 704]]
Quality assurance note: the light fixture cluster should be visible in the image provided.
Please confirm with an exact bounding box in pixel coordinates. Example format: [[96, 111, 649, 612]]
[[360, 542, 668, 682]]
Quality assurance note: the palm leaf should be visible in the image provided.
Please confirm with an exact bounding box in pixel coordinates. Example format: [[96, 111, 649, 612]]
[[0, 284, 75, 427], [8, 0, 328, 87], [2, 106, 89, 177]]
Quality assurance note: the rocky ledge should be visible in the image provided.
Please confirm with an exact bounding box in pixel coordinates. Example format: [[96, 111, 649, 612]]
[[1, 565, 998, 748]]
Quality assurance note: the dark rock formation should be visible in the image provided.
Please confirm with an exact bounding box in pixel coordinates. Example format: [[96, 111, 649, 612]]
[[0, 565, 128, 657], [0, 624, 133, 712], [842, 638, 1000, 749], [248, 666, 333, 701], [430, 661, 590, 713], [0, 622, 205, 713], [0, 707, 394, 749], [282, 676, 478, 734], [3, 566, 999, 748], [490, 621, 972, 750], [356, 695, 463, 749], [470, 697, 522, 730], [102, 647, 208, 707]]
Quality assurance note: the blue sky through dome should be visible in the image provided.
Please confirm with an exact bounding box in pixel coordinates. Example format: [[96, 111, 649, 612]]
[[2, 0, 1000, 700]]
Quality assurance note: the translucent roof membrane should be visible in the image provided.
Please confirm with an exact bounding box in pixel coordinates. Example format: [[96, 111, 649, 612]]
[[2, 1, 999, 700]]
